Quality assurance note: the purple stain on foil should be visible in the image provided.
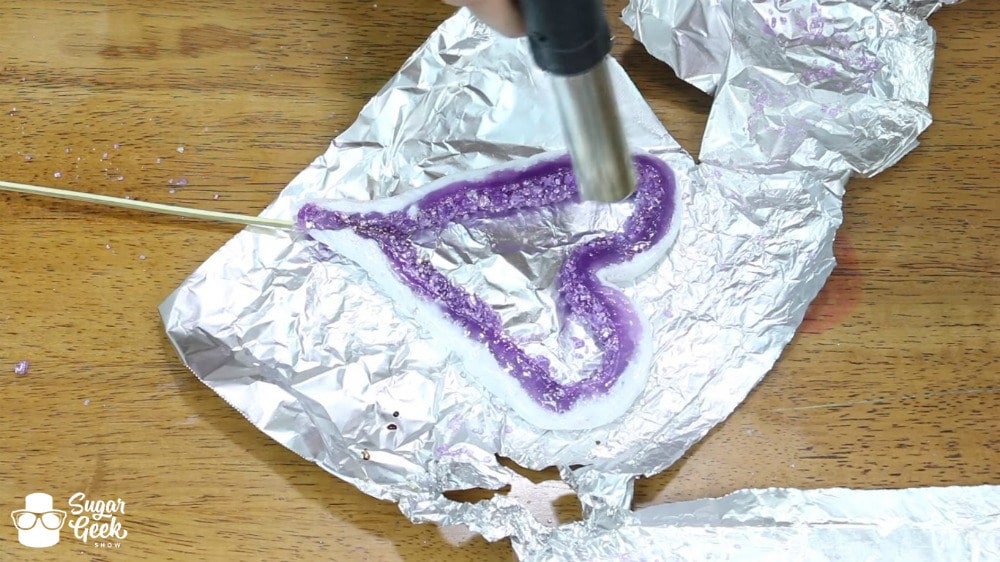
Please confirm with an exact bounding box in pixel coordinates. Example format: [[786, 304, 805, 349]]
[[298, 155, 677, 413], [13, 360, 30, 376]]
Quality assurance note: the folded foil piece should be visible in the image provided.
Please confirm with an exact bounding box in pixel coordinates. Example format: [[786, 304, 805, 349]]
[[520, 485, 1000, 561], [623, 0, 962, 95], [160, 0, 992, 559]]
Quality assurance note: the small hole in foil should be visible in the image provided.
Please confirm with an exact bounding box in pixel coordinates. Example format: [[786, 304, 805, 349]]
[[443, 486, 511, 503]]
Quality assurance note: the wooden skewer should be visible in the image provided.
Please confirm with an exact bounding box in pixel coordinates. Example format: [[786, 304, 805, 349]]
[[0, 179, 295, 230]]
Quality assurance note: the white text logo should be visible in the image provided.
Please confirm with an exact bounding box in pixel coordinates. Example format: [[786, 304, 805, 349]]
[[66, 492, 128, 548]]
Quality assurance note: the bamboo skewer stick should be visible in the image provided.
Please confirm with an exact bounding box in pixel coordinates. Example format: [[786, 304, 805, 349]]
[[0, 179, 295, 230]]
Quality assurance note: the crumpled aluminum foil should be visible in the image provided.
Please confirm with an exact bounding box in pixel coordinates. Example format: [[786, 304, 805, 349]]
[[520, 485, 1000, 561], [160, 0, 996, 559], [623, 0, 962, 95]]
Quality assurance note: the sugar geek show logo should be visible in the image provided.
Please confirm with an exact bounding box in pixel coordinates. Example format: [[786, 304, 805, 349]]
[[10, 491, 128, 549]]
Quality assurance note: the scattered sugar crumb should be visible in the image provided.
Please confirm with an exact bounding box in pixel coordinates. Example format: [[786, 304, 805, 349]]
[[168, 178, 175, 185], [23, 154, 32, 161], [168, 188, 176, 194], [113, 143, 121, 149], [53, 171, 62, 178], [138, 254, 147, 260], [176, 145, 185, 153], [13, 360, 30, 376], [101, 152, 109, 160], [155, 157, 163, 164], [83, 399, 91, 406], [104, 244, 112, 250], [212, 193, 220, 200], [116, 175, 124, 181], [65, 147, 71, 153]]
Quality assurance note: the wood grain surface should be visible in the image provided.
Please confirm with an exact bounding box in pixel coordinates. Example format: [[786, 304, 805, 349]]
[[1, 1, 996, 560]]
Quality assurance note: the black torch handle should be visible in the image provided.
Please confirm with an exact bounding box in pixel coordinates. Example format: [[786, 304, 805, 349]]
[[516, 0, 612, 77]]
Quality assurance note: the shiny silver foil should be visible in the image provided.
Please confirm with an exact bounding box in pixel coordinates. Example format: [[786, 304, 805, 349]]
[[623, 0, 962, 95], [160, 1, 994, 559], [521, 485, 1000, 561]]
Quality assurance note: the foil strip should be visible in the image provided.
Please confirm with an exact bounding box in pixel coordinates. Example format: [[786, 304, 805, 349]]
[[159, 0, 985, 558], [517, 485, 1000, 561]]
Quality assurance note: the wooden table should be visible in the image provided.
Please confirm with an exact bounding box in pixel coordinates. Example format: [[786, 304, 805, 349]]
[[1, 1, 996, 560]]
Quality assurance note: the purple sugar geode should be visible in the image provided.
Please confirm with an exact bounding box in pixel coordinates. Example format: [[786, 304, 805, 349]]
[[297, 154, 677, 414]]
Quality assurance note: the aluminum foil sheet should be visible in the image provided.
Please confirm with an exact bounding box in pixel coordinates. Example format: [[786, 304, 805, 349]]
[[519, 485, 1000, 561], [623, 0, 962, 95], [159, 0, 990, 558]]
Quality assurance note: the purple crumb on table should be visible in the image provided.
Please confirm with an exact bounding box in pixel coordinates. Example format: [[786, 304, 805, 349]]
[[53, 171, 62, 178], [213, 193, 220, 200], [176, 177, 188, 186], [13, 360, 30, 376]]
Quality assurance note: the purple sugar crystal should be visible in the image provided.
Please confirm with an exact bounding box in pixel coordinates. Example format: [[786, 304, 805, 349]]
[[298, 154, 677, 413]]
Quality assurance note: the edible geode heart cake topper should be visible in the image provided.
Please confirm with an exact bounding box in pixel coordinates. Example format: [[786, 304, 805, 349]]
[[162, 0, 943, 553], [298, 153, 680, 430]]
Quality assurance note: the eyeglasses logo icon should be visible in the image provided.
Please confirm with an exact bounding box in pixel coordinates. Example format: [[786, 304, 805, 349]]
[[10, 492, 66, 548]]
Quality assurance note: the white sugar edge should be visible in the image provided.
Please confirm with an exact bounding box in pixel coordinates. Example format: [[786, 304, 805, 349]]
[[303, 152, 683, 431]]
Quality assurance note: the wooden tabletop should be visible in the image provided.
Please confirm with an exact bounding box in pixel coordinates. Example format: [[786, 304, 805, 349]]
[[1, 1, 996, 560]]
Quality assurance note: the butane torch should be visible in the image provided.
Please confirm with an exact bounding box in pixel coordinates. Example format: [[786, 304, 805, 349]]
[[516, 0, 636, 202]]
